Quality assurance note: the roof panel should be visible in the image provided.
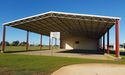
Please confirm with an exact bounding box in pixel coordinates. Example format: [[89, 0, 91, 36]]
[[3, 11, 120, 38]]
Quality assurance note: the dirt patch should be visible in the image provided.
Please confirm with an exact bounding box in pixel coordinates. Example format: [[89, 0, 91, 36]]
[[52, 63, 125, 75]]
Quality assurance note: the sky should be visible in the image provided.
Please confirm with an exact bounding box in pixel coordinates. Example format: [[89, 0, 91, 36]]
[[0, 0, 125, 45]]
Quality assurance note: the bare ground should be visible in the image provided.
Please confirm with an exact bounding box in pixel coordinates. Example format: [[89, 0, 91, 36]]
[[52, 63, 125, 75]]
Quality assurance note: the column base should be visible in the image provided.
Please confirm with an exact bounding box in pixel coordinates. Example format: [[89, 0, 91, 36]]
[[104, 53, 122, 61], [1, 50, 4, 53], [114, 57, 122, 61]]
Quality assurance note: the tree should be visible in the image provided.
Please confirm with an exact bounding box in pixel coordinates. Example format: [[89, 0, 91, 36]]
[[123, 43, 125, 48], [30, 44, 35, 46], [19, 41, 26, 46], [11, 40, 20, 46], [0, 41, 10, 46]]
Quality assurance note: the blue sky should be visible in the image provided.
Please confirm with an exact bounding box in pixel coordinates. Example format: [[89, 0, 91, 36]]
[[0, 0, 125, 45]]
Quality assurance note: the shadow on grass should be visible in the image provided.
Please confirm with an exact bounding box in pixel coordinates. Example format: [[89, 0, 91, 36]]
[[57, 49, 104, 55], [4, 49, 49, 53]]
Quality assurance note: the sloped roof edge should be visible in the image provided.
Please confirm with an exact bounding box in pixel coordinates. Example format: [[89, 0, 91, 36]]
[[3, 11, 121, 26]]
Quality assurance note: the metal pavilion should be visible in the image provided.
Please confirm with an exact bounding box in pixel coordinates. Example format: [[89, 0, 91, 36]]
[[1, 11, 120, 58]]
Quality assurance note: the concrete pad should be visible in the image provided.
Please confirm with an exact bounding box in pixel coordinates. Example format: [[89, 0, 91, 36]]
[[11, 50, 114, 60], [52, 64, 125, 75]]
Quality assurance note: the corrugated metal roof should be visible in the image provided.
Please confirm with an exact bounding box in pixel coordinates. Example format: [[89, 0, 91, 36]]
[[2, 11, 121, 39], [3, 11, 120, 26]]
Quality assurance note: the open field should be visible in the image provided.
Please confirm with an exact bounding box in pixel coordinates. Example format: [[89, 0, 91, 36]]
[[0, 46, 59, 52], [0, 54, 125, 75], [0, 47, 125, 75]]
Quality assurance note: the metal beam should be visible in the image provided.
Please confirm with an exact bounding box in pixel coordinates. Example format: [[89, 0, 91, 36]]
[[107, 29, 109, 54], [49, 35, 52, 50], [103, 34, 105, 53], [26, 31, 29, 50], [1, 25, 6, 53], [115, 19, 119, 57], [96, 38, 99, 51], [55, 38, 57, 46], [60, 33, 63, 49], [40, 33, 42, 50]]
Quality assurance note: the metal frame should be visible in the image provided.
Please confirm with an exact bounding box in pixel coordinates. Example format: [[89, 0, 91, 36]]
[[96, 38, 99, 51], [1, 25, 6, 53], [3, 12, 119, 39], [55, 38, 57, 46], [3, 11, 120, 26], [107, 29, 109, 54], [1, 11, 120, 58], [40, 33, 42, 50], [26, 31, 29, 50], [49, 35, 51, 50], [115, 19, 119, 57], [103, 35, 105, 52]]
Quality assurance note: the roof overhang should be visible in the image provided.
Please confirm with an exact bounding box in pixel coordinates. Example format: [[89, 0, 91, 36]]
[[3, 11, 121, 39]]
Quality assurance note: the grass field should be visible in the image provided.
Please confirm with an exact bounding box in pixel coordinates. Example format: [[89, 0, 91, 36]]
[[0, 47, 125, 75], [0, 46, 59, 52], [111, 54, 125, 60], [5, 46, 48, 51], [0, 54, 125, 75]]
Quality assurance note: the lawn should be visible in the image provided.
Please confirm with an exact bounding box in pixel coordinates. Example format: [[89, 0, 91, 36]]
[[0, 46, 59, 52], [0, 54, 125, 75], [109, 50, 125, 60], [111, 54, 125, 60]]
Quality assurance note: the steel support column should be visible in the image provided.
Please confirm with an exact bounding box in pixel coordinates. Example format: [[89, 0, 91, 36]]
[[55, 38, 57, 46], [103, 35, 105, 53], [59, 33, 63, 49], [49, 35, 52, 50], [115, 19, 119, 57], [26, 31, 29, 50], [60, 37, 63, 49], [107, 29, 109, 54], [40, 33, 42, 50], [96, 38, 99, 51], [1, 25, 6, 53], [55, 38, 57, 49]]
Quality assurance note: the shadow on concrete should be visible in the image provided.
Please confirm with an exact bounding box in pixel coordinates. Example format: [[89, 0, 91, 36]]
[[57, 49, 104, 55]]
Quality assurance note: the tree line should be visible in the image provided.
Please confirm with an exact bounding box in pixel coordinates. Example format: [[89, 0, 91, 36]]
[[0, 40, 27, 46]]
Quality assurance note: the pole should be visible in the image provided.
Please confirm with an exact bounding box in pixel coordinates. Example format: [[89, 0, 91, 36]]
[[96, 39, 98, 51], [26, 31, 29, 50], [60, 36, 63, 49], [103, 35, 105, 53], [107, 29, 109, 54], [1, 25, 6, 53], [49, 35, 51, 50], [115, 19, 119, 57], [40, 33, 42, 50], [55, 38, 57, 46]]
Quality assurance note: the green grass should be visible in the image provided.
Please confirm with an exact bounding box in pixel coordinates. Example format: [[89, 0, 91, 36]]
[[121, 55, 125, 59], [109, 50, 125, 61], [0, 54, 125, 75], [0, 46, 49, 52], [0, 46, 60, 52], [111, 54, 125, 60]]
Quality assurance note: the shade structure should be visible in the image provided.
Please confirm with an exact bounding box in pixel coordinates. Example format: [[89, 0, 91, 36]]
[[3, 11, 120, 39], [2, 11, 120, 57]]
